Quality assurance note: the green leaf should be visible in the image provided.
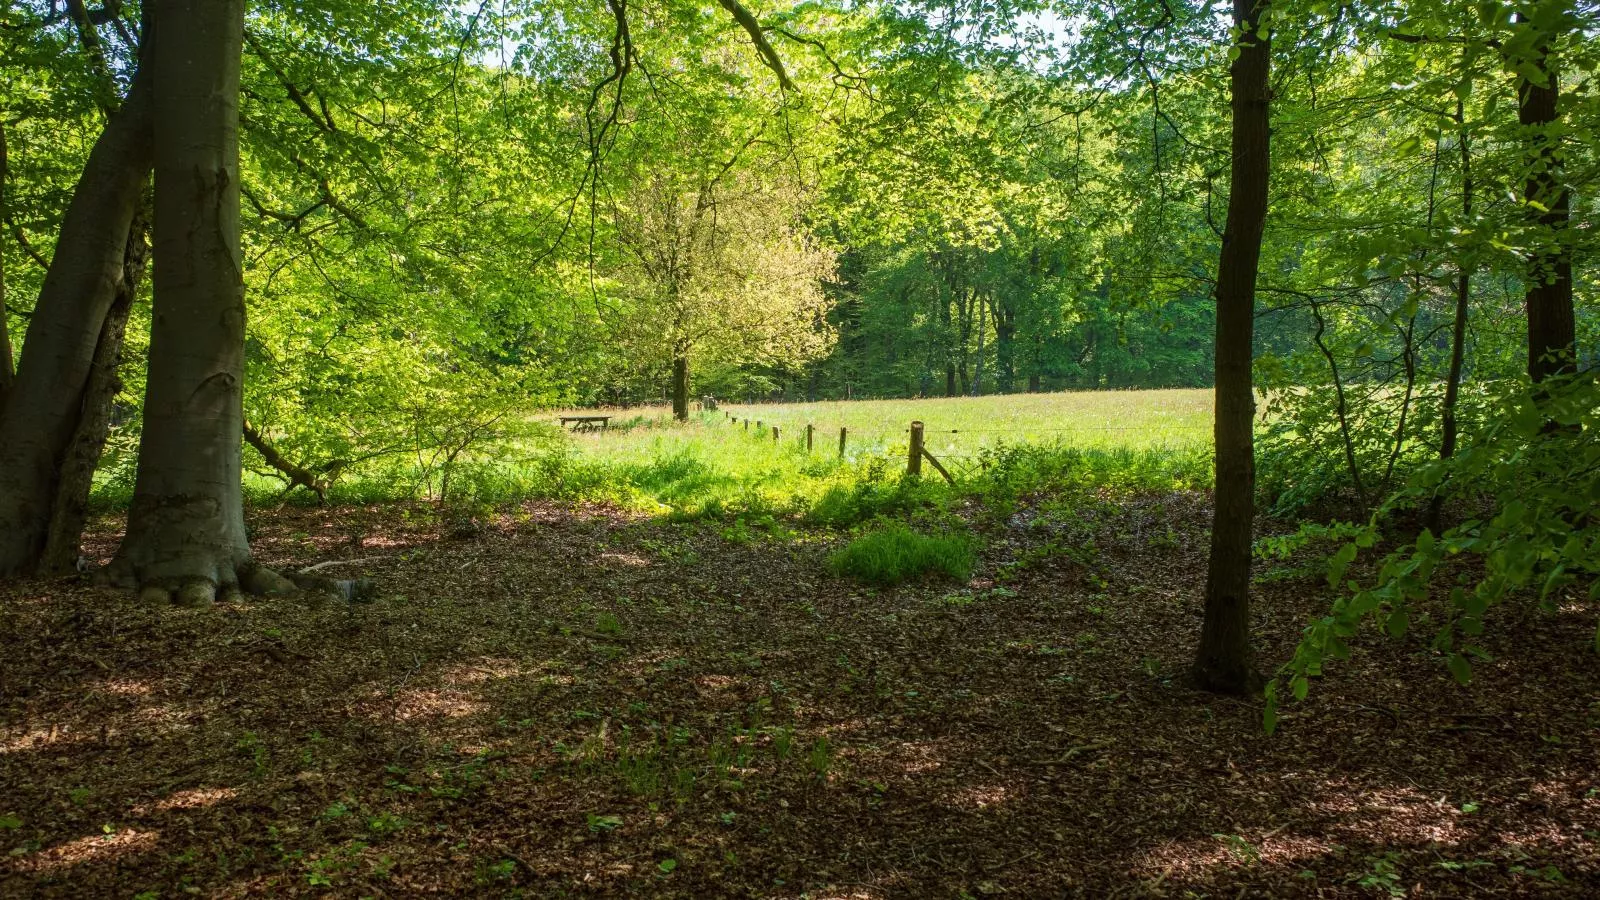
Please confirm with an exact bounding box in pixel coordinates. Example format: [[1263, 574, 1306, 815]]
[[1386, 607, 1409, 638], [658, 858, 678, 874], [1446, 653, 1472, 685], [0, 814, 20, 830]]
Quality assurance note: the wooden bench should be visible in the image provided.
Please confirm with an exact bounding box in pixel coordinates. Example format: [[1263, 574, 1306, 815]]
[[559, 415, 611, 433]]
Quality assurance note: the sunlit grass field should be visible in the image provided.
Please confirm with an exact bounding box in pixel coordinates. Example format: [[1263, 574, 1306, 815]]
[[514, 389, 1215, 519], [220, 389, 1216, 516], [721, 389, 1213, 455], [553, 388, 1212, 467]]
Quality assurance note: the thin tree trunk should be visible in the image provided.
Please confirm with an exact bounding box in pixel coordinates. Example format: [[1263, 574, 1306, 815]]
[[1513, 6, 1575, 383], [0, 120, 13, 405], [0, 50, 154, 577], [39, 210, 148, 574], [109, 0, 267, 604], [1308, 298, 1367, 515], [1428, 100, 1473, 534], [972, 291, 986, 396], [671, 354, 689, 421], [1193, 0, 1270, 696]]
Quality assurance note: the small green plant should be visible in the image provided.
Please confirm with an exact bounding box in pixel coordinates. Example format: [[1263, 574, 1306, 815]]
[[236, 731, 269, 777], [827, 523, 975, 586], [587, 813, 623, 833], [1350, 851, 1405, 897], [595, 611, 624, 637], [808, 735, 832, 777], [1213, 833, 1261, 865]]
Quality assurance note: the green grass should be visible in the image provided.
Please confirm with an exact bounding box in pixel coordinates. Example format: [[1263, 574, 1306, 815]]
[[827, 523, 975, 586], [719, 389, 1213, 456], [93, 389, 1216, 518]]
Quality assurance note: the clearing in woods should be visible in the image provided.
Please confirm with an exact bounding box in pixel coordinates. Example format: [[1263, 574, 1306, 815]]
[[2, 391, 1597, 896]]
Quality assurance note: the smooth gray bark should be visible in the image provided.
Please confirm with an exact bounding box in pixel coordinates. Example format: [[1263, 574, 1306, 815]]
[[109, 0, 256, 602], [0, 56, 154, 577]]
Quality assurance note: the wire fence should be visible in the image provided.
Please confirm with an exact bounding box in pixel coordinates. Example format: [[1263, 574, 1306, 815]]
[[710, 407, 1211, 484]]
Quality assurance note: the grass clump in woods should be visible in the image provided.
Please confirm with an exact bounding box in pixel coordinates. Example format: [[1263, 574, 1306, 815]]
[[828, 523, 975, 586]]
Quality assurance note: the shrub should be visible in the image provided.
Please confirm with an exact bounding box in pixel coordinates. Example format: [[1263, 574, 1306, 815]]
[[827, 523, 974, 586]]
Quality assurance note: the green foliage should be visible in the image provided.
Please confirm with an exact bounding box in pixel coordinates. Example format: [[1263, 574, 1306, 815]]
[[1267, 377, 1600, 732], [827, 523, 975, 587]]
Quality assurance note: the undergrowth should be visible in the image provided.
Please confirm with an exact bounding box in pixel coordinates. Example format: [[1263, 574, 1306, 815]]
[[89, 406, 1215, 528], [827, 523, 975, 586]]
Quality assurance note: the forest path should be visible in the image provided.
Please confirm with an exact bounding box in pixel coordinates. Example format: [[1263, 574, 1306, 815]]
[[2, 499, 1596, 896]]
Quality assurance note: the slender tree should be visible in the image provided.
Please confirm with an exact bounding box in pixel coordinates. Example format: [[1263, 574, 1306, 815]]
[[1193, 0, 1271, 695], [1509, 1, 1575, 383]]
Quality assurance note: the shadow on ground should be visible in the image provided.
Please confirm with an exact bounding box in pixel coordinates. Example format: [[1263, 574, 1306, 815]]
[[2, 497, 1596, 897]]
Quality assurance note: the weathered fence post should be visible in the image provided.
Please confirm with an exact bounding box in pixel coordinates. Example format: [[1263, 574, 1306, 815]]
[[743, 419, 749, 432], [805, 424, 814, 452], [772, 425, 780, 443], [839, 427, 847, 457], [908, 421, 924, 477]]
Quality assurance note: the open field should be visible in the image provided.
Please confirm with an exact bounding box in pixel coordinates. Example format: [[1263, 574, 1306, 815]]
[[718, 388, 1214, 456], [494, 390, 1217, 517]]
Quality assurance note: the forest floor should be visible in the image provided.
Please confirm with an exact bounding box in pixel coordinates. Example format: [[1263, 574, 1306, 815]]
[[2, 495, 1598, 898]]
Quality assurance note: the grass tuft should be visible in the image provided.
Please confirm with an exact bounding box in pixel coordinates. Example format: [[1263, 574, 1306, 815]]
[[828, 523, 975, 586]]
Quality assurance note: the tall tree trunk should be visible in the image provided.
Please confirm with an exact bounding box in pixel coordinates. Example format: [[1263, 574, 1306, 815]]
[[972, 291, 986, 396], [1, 120, 13, 406], [945, 363, 956, 397], [1513, 5, 1575, 383], [1193, 0, 1270, 695], [1429, 100, 1473, 535], [1028, 372, 1041, 393], [109, 0, 268, 604], [671, 354, 689, 421], [39, 210, 148, 574], [0, 54, 154, 577], [995, 296, 1015, 393]]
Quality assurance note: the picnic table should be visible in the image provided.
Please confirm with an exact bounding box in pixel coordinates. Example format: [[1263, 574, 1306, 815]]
[[559, 415, 611, 432]]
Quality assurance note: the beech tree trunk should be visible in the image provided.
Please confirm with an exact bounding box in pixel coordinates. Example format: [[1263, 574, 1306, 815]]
[[671, 355, 689, 421], [1193, 0, 1270, 695], [1513, 8, 1575, 383], [39, 212, 149, 574], [0, 53, 154, 577], [108, 0, 264, 603]]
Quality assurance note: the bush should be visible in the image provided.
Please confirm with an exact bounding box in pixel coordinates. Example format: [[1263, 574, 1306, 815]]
[[827, 523, 975, 586]]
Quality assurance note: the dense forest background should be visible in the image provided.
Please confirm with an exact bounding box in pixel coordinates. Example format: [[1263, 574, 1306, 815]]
[[7, 1, 1593, 417], [1, 0, 1597, 547]]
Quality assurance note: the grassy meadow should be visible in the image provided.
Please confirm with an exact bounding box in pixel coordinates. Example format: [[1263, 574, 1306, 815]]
[[218, 389, 1216, 517], [515, 388, 1216, 518]]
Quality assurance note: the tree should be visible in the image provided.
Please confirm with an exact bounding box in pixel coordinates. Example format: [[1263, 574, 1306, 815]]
[[104, 0, 273, 603], [609, 167, 835, 418], [0, 7, 152, 577], [1507, 0, 1576, 383], [1192, 0, 1271, 695]]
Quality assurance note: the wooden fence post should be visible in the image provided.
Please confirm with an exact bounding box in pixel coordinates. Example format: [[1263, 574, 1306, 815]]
[[839, 427, 847, 457], [743, 419, 749, 432], [908, 421, 924, 477], [772, 425, 780, 443], [805, 424, 814, 452]]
